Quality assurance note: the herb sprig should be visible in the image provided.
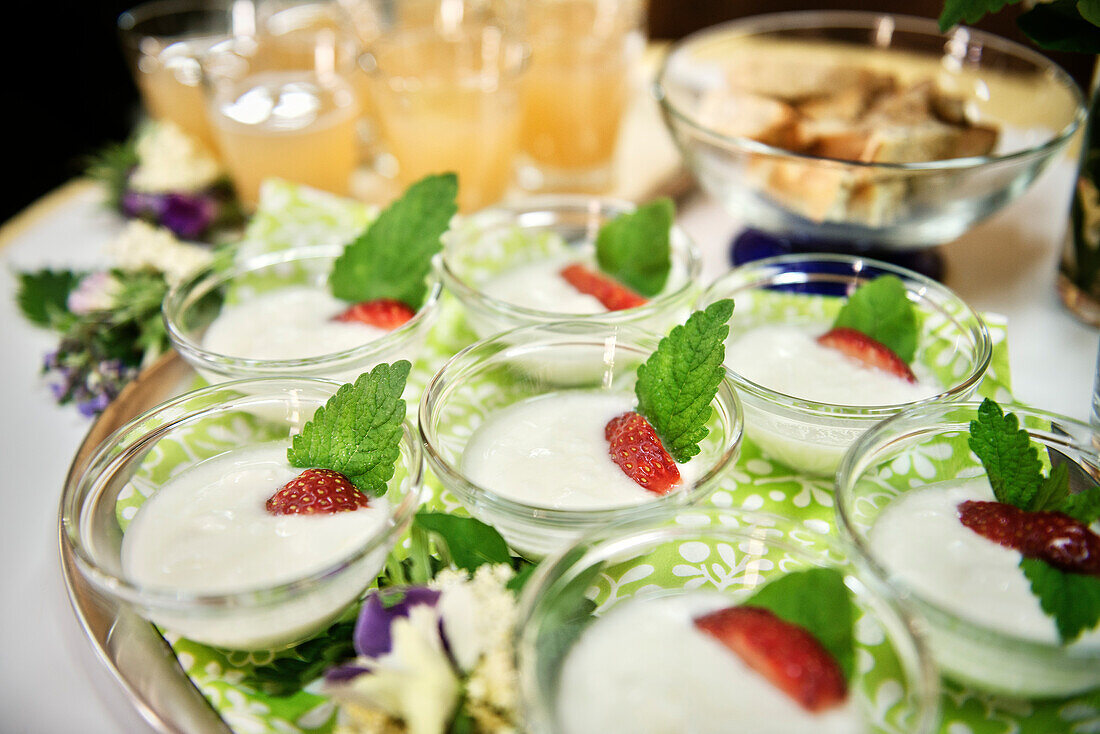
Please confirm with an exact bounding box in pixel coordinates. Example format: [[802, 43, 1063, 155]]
[[595, 198, 674, 297]]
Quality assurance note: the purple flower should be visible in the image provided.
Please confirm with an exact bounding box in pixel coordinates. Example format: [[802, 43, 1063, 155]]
[[323, 663, 373, 684], [122, 189, 217, 240], [67, 272, 119, 315], [354, 587, 441, 658], [78, 392, 111, 417]]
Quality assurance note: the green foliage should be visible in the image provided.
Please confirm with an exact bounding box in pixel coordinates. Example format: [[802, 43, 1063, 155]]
[[85, 138, 139, 210], [240, 618, 357, 696], [595, 198, 674, 297], [413, 512, 514, 573], [16, 270, 81, 328], [968, 399, 1046, 509], [832, 275, 918, 364], [287, 362, 410, 496], [329, 173, 458, 309], [635, 299, 733, 463]]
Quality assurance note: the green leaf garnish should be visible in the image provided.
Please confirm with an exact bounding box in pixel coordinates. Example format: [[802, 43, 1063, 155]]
[[743, 567, 856, 680], [241, 616, 357, 696], [1020, 558, 1100, 643], [16, 270, 81, 328], [832, 275, 918, 364], [595, 198, 674, 298], [968, 398, 1100, 643], [938, 0, 1015, 32], [329, 173, 458, 310], [412, 511, 513, 573], [968, 398, 1045, 509], [287, 361, 410, 496], [635, 299, 733, 464]]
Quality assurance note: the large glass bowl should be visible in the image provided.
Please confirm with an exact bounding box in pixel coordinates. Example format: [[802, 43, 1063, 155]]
[[697, 253, 991, 476], [438, 195, 702, 338], [836, 401, 1100, 697], [655, 11, 1085, 249], [60, 377, 424, 651], [418, 321, 743, 558], [516, 508, 940, 733], [163, 244, 441, 384]]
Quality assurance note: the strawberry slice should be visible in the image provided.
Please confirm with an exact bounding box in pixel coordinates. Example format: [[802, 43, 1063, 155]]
[[266, 469, 370, 515], [694, 606, 848, 712], [958, 500, 1100, 575], [559, 264, 647, 311], [333, 299, 416, 330], [605, 411, 680, 494], [816, 327, 916, 383]]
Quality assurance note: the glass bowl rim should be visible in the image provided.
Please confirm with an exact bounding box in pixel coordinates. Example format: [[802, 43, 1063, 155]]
[[162, 244, 443, 374], [437, 194, 703, 325], [60, 375, 425, 612], [835, 398, 1100, 657], [514, 506, 942, 734], [417, 320, 744, 523], [358, 25, 530, 83], [653, 9, 1087, 173], [697, 252, 992, 418]]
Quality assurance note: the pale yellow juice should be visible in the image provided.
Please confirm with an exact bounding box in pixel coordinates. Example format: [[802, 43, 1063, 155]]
[[135, 37, 224, 151], [369, 27, 524, 212], [210, 71, 360, 206]]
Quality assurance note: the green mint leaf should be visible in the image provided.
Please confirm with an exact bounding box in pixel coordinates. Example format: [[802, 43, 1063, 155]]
[[968, 398, 1045, 509], [832, 275, 918, 364], [635, 299, 733, 464], [938, 0, 1017, 30], [287, 361, 410, 496], [16, 270, 81, 328], [329, 173, 458, 309], [1020, 558, 1100, 643], [1028, 462, 1070, 512], [1057, 483, 1100, 524], [413, 511, 513, 572], [1018, 0, 1100, 53], [595, 198, 674, 298], [744, 568, 856, 680]]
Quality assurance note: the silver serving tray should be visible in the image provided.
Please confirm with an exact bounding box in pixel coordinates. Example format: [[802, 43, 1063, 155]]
[[58, 354, 232, 734]]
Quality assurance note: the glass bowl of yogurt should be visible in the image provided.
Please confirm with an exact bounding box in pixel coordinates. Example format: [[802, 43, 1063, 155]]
[[516, 508, 941, 733], [836, 401, 1100, 697], [61, 377, 425, 651], [697, 253, 990, 476], [418, 321, 743, 558], [437, 195, 701, 338], [163, 244, 442, 384]]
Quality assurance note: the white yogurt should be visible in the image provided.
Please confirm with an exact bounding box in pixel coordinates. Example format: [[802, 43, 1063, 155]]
[[557, 594, 866, 734], [869, 480, 1100, 695], [202, 285, 388, 361], [122, 443, 391, 649], [726, 325, 938, 406], [480, 254, 607, 314], [460, 391, 701, 510]]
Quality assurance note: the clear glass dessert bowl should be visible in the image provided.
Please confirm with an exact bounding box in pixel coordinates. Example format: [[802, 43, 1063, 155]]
[[697, 253, 991, 476], [60, 377, 424, 651], [516, 508, 941, 733], [836, 401, 1100, 698], [418, 321, 743, 558], [163, 244, 442, 384], [437, 195, 702, 338], [654, 11, 1085, 250]]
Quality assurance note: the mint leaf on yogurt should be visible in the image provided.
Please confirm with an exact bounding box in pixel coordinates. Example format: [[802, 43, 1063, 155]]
[[287, 360, 410, 496], [330, 173, 458, 310], [1020, 558, 1100, 643], [744, 567, 856, 680], [832, 274, 918, 364], [635, 299, 733, 464], [595, 197, 674, 298], [968, 398, 1046, 510]]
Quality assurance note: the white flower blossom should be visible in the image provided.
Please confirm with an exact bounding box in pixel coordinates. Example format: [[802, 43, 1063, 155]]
[[129, 121, 221, 193], [67, 271, 120, 314], [106, 220, 213, 285]]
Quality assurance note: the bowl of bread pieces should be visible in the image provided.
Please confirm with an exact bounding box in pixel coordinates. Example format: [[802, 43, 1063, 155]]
[[655, 11, 1085, 249]]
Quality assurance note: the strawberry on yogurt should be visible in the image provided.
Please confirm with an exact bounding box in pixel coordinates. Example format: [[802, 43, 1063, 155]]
[[556, 594, 866, 734], [479, 254, 646, 314], [122, 443, 390, 649]]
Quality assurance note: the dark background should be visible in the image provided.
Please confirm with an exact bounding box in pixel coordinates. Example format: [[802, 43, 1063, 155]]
[[2, 1, 1091, 225]]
